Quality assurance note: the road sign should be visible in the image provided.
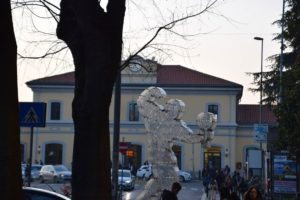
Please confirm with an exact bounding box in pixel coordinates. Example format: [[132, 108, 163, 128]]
[[20, 102, 46, 127], [254, 124, 268, 142], [119, 142, 130, 154]]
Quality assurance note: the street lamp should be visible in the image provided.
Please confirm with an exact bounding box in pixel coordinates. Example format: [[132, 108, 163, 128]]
[[254, 36, 263, 124], [254, 36, 265, 192]]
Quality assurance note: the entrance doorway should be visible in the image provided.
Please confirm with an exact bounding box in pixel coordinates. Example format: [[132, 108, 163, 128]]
[[204, 146, 221, 172], [45, 143, 63, 165], [172, 145, 182, 169]]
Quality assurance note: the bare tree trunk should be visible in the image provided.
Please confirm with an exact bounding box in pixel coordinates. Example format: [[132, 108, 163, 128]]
[[57, 0, 125, 199], [0, 0, 22, 199]]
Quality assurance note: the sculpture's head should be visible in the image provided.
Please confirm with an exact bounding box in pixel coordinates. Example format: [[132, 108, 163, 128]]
[[165, 99, 185, 120], [139, 86, 166, 102], [196, 112, 217, 130]]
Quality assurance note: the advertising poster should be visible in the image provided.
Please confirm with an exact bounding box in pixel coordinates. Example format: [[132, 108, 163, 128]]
[[273, 154, 297, 194]]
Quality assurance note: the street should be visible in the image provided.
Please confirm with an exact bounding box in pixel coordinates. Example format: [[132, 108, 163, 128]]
[[30, 179, 212, 200], [122, 179, 205, 200]]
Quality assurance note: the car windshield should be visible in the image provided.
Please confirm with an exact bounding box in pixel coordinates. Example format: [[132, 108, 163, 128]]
[[118, 171, 130, 178], [54, 165, 68, 172]]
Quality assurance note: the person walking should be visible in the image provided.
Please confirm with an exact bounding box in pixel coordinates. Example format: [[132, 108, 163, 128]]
[[207, 179, 218, 200], [243, 185, 263, 200], [161, 182, 182, 200]]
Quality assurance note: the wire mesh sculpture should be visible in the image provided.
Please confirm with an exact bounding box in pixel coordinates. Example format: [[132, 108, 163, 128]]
[[136, 87, 217, 200]]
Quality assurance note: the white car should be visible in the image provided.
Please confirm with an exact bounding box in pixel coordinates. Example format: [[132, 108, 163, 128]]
[[144, 167, 192, 182], [179, 170, 192, 182], [144, 165, 153, 181], [136, 165, 151, 179]]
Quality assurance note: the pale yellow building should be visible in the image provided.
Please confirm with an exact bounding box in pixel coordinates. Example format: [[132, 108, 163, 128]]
[[21, 58, 277, 178]]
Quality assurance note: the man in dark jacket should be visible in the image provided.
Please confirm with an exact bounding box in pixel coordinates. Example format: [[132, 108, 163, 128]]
[[161, 182, 182, 200]]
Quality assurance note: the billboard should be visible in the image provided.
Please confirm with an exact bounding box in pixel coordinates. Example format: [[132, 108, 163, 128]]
[[273, 153, 297, 194]]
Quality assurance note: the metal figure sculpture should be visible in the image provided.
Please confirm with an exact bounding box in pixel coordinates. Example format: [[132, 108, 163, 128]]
[[136, 87, 217, 200]]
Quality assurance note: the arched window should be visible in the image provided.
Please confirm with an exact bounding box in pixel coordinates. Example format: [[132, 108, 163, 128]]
[[45, 143, 63, 165], [50, 102, 61, 120], [128, 102, 139, 121], [208, 104, 218, 117]]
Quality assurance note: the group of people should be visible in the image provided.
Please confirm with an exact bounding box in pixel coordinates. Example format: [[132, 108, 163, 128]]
[[202, 166, 263, 200]]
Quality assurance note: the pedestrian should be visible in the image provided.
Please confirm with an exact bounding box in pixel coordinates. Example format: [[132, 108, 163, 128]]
[[208, 179, 218, 200], [60, 182, 72, 198], [243, 185, 263, 200], [161, 182, 182, 200], [229, 191, 240, 200], [203, 174, 211, 194], [220, 182, 230, 200], [237, 177, 247, 198]]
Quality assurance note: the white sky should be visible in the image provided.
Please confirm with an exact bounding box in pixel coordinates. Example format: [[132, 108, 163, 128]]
[[15, 0, 284, 104]]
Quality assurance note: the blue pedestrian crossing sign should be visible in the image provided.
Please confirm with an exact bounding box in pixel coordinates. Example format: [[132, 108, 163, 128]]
[[253, 123, 268, 142], [20, 102, 46, 127]]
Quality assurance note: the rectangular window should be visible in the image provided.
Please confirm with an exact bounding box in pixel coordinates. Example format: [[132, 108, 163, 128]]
[[50, 102, 61, 120], [208, 104, 218, 115], [129, 102, 139, 121]]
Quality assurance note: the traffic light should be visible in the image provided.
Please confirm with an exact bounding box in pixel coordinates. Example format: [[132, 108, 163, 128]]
[[126, 150, 134, 157]]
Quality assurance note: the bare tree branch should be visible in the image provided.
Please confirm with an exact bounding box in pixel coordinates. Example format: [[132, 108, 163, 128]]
[[120, 0, 218, 70], [18, 45, 68, 59]]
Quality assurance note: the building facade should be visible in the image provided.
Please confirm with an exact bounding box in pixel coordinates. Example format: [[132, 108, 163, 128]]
[[21, 58, 277, 177]]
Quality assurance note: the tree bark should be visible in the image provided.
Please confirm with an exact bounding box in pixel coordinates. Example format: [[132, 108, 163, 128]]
[[0, 0, 22, 199], [57, 0, 125, 199]]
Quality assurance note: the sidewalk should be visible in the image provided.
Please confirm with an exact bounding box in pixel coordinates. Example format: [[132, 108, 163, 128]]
[[200, 192, 220, 200]]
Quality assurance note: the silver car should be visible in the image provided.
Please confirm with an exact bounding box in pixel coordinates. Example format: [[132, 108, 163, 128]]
[[22, 164, 43, 182], [118, 169, 135, 191], [39, 165, 72, 183]]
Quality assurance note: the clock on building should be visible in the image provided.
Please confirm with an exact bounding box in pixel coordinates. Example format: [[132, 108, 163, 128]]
[[129, 63, 141, 72]]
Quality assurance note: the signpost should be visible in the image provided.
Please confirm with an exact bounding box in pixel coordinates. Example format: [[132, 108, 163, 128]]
[[20, 102, 46, 186], [119, 142, 130, 155], [254, 123, 268, 142], [253, 123, 269, 194], [118, 142, 130, 198]]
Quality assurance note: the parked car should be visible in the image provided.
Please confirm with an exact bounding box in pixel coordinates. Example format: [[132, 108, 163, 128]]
[[136, 165, 151, 179], [118, 169, 135, 191], [39, 165, 72, 183], [23, 187, 71, 200], [179, 170, 192, 182], [144, 167, 192, 182], [22, 164, 43, 183]]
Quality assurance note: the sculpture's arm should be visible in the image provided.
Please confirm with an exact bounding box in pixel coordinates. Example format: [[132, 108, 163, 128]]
[[172, 120, 204, 144]]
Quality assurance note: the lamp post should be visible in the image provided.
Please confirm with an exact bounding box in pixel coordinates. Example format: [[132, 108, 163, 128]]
[[254, 37, 263, 124], [254, 36, 265, 192]]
